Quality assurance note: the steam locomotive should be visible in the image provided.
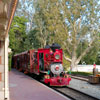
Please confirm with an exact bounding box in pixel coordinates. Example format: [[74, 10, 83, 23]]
[[12, 43, 71, 86]]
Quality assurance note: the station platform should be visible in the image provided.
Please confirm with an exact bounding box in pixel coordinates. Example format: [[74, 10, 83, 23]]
[[9, 69, 70, 100]]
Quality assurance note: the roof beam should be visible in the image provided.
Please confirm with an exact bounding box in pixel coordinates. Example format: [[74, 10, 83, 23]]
[[0, 0, 18, 40]]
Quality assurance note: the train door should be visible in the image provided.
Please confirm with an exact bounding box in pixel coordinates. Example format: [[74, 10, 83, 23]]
[[39, 53, 44, 71], [29, 50, 39, 74], [33, 51, 38, 73]]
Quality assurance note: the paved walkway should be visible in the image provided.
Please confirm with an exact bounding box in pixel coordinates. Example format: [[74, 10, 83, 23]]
[[9, 69, 70, 100]]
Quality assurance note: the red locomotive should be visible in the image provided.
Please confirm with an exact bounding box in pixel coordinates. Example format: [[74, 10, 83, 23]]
[[12, 43, 71, 86]]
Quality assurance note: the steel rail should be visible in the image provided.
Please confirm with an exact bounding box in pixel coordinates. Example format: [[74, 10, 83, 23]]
[[52, 86, 100, 100]]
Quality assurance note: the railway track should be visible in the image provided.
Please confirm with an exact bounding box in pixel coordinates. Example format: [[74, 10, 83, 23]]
[[30, 74, 100, 100], [39, 79, 99, 100], [52, 86, 99, 100]]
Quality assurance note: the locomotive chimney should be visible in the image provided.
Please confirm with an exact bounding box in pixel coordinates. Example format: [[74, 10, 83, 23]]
[[50, 43, 61, 52]]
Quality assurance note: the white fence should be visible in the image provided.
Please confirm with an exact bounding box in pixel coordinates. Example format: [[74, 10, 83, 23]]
[[72, 65, 100, 72]]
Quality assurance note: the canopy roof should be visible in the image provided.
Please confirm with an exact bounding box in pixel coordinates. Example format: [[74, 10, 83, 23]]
[[0, 0, 18, 40]]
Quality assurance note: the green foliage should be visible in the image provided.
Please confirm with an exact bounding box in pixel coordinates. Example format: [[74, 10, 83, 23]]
[[9, 16, 27, 54], [63, 58, 70, 71], [8, 53, 12, 71], [82, 47, 99, 64], [95, 49, 100, 64], [24, 29, 41, 50], [77, 40, 99, 64]]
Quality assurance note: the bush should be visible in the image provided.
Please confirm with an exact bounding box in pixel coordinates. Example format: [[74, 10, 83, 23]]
[[8, 53, 12, 71]]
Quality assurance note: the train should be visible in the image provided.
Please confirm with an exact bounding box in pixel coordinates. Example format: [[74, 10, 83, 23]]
[[12, 43, 71, 86]]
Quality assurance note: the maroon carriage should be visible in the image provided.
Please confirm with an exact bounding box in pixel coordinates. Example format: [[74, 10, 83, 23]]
[[13, 43, 71, 86]]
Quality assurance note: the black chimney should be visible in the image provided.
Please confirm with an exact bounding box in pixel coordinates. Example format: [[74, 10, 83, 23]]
[[50, 43, 61, 52]]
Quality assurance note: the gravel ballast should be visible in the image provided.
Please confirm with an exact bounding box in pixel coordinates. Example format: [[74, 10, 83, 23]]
[[68, 78, 100, 99]]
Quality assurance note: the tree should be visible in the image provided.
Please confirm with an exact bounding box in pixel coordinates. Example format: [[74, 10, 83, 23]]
[[23, 29, 41, 50], [16, 0, 35, 31], [33, 0, 67, 47], [9, 16, 27, 54], [59, 0, 100, 70], [33, 0, 49, 47], [62, 0, 100, 70], [79, 43, 99, 64], [33, 0, 100, 70]]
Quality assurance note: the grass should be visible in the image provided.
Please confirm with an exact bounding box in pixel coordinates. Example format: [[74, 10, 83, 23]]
[[68, 71, 92, 76]]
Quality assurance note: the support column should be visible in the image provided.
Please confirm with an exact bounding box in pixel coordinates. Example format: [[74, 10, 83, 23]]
[[0, 40, 5, 100], [0, 36, 9, 100], [4, 36, 9, 100]]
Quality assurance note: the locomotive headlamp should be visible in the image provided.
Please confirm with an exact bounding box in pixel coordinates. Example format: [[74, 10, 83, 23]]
[[55, 66, 59, 71], [55, 54, 60, 59]]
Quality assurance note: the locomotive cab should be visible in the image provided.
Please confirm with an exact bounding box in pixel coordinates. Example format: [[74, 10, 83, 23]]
[[38, 43, 63, 74]]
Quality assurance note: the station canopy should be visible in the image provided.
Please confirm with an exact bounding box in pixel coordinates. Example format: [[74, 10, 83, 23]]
[[0, 0, 18, 40]]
